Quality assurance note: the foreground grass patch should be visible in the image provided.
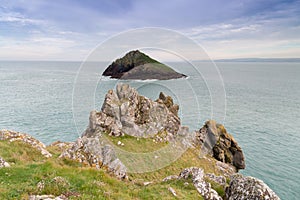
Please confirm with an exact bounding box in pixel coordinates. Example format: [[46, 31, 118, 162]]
[[0, 137, 224, 199]]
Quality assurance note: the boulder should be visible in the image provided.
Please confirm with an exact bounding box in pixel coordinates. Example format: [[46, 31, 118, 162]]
[[226, 174, 280, 200], [195, 120, 245, 170]]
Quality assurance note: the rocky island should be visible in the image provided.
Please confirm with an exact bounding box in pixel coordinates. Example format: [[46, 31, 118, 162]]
[[102, 50, 187, 80], [0, 84, 280, 199]]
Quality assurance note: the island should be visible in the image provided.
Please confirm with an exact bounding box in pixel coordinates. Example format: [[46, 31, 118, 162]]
[[102, 50, 187, 80]]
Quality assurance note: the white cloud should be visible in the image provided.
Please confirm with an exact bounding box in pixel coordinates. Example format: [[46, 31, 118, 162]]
[[0, 12, 44, 25]]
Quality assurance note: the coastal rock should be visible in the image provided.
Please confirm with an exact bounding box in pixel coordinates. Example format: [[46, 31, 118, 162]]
[[205, 173, 226, 187], [195, 120, 245, 170], [215, 161, 237, 178], [226, 174, 280, 200], [0, 157, 10, 168], [102, 50, 186, 80], [179, 167, 223, 200], [83, 83, 181, 139], [0, 130, 52, 158], [60, 136, 127, 179], [61, 84, 183, 179]]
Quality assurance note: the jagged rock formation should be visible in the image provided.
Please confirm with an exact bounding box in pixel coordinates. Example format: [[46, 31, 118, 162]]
[[226, 174, 280, 200], [85, 84, 181, 139], [61, 84, 246, 181], [0, 130, 52, 158], [60, 136, 127, 179], [102, 50, 186, 80], [195, 120, 245, 170], [61, 84, 184, 178]]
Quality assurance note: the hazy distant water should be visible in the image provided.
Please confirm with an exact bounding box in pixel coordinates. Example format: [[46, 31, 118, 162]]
[[0, 61, 299, 199]]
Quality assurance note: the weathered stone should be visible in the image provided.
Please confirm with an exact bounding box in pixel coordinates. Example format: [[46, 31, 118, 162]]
[[0, 130, 52, 158], [195, 120, 245, 170], [179, 167, 223, 200], [0, 157, 10, 168], [60, 136, 127, 179], [205, 173, 226, 187], [226, 174, 280, 200], [84, 84, 181, 139], [29, 195, 67, 200], [162, 175, 179, 182], [215, 161, 237, 177], [168, 187, 177, 197]]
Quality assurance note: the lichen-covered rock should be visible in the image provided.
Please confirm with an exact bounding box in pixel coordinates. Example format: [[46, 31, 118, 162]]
[[83, 83, 181, 139], [29, 195, 67, 200], [162, 175, 179, 182], [215, 161, 237, 178], [60, 136, 127, 179], [226, 174, 280, 200], [205, 173, 226, 187], [0, 156, 10, 168], [179, 167, 223, 200], [195, 120, 245, 170], [0, 130, 52, 158]]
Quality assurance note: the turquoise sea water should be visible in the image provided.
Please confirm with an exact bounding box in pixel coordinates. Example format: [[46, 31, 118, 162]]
[[0, 61, 299, 199]]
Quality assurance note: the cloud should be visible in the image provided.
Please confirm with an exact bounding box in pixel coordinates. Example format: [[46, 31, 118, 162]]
[[0, 0, 299, 60]]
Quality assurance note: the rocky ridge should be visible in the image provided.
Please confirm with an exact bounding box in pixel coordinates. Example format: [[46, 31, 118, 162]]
[[0, 129, 52, 158]]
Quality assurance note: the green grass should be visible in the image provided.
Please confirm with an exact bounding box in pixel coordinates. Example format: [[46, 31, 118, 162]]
[[0, 136, 225, 199], [106, 134, 168, 153]]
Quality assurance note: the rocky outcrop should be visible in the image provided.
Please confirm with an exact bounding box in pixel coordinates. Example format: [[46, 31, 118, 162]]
[[0, 130, 52, 158], [226, 174, 280, 200], [195, 120, 245, 170], [102, 50, 186, 80], [60, 136, 126, 179], [179, 167, 223, 200], [85, 84, 181, 139], [61, 84, 184, 178], [0, 157, 10, 168]]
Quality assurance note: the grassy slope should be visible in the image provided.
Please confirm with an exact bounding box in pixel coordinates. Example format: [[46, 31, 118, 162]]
[[0, 135, 225, 199]]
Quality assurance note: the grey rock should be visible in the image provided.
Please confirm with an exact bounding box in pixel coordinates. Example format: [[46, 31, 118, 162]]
[[0, 157, 10, 168], [83, 84, 181, 139], [0, 129, 52, 158], [179, 167, 223, 200], [162, 175, 179, 182], [168, 187, 177, 197], [226, 174, 280, 200], [195, 120, 245, 170], [29, 195, 67, 200], [60, 136, 127, 179], [205, 173, 226, 187]]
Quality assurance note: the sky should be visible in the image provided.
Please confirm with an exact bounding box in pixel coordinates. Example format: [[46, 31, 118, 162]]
[[0, 0, 300, 61]]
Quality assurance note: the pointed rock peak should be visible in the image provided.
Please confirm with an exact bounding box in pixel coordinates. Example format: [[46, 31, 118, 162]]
[[102, 50, 187, 80]]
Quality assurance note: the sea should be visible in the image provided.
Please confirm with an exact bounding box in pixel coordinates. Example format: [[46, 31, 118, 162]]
[[0, 61, 299, 199]]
